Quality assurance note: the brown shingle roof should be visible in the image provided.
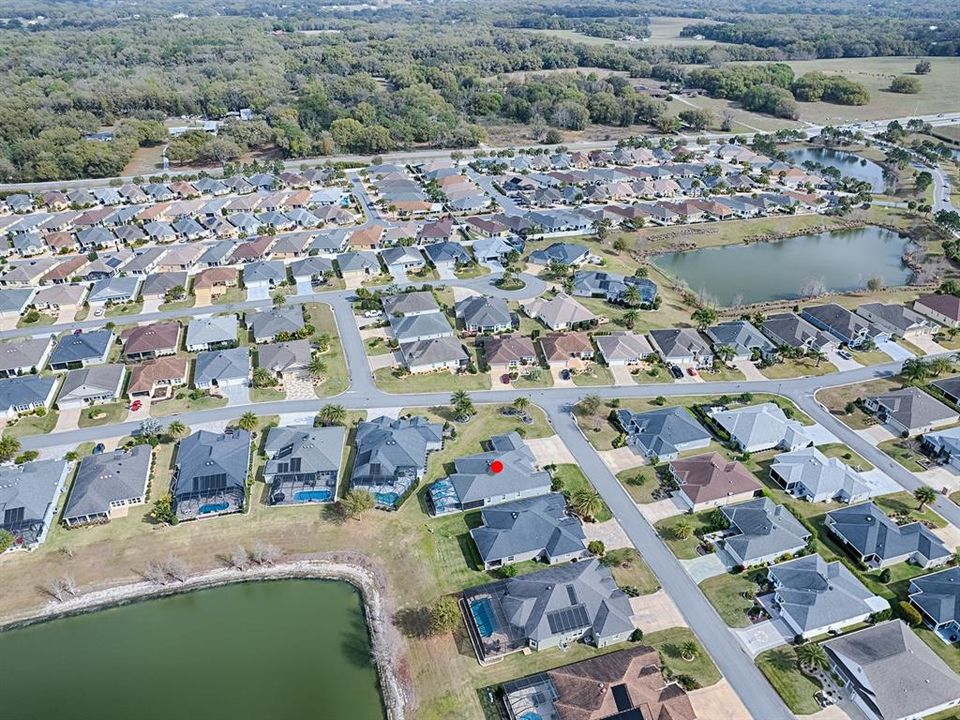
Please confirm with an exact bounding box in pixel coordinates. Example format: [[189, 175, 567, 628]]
[[42, 255, 88, 282], [540, 331, 594, 362], [916, 293, 960, 322], [121, 321, 181, 356], [127, 356, 189, 396], [480, 335, 536, 365], [193, 267, 238, 290], [671, 453, 761, 505]]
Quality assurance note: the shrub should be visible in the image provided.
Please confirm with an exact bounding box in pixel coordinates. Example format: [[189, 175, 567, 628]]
[[879, 568, 891, 583], [587, 540, 606, 556], [499, 564, 518, 578], [630, 628, 644, 642], [898, 600, 922, 626]]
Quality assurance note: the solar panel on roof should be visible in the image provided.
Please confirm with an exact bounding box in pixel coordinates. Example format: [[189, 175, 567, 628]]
[[546, 604, 589, 634]]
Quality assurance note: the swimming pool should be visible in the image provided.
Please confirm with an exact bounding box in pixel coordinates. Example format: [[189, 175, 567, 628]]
[[470, 598, 497, 638], [294, 489, 332, 503], [375, 492, 400, 508], [518, 713, 541, 720], [198, 502, 229, 515]]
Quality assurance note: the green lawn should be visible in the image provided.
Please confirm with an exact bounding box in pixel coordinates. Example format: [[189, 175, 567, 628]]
[[616, 466, 663, 504], [817, 443, 874, 472], [572, 365, 614, 387], [250, 387, 286, 403], [77, 402, 128, 428], [551, 463, 612, 523], [105, 301, 143, 318], [150, 392, 229, 417], [756, 647, 822, 715], [655, 510, 718, 560], [760, 357, 838, 379], [16, 312, 56, 328], [375, 367, 491, 393], [510, 368, 553, 389], [4, 410, 58, 438], [699, 570, 766, 628], [850, 348, 895, 367], [159, 296, 196, 312], [603, 548, 660, 595], [647, 627, 722, 690], [453, 264, 490, 280], [365, 336, 394, 356], [874, 491, 946, 529], [211, 287, 247, 305], [303, 303, 349, 396], [877, 437, 928, 473]]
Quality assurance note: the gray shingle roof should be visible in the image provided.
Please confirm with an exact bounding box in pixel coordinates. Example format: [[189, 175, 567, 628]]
[[351, 416, 443, 498], [442, 433, 550, 507], [247, 306, 304, 341], [867, 387, 957, 431], [382, 291, 439, 317], [242, 260, 286, 285], [0, 375, 57, 413], [705, 321, 775, 357], [173, 429, 251, 499], [455, 296, 512, 331], [263, 425, 345, 479], [63, 445, 152, 522], [710, 402, 813, 451], [194, 347, 250, 386], [470, 493, 586, 566], [257, 339, 312, 373], [186, 315, 238, 349], [0, 459, 69, 547], [50, 330, 113, 366], [613, 407, 711, 458], [771, 447, 871, 502], [389, 312, 454, 343], [721, 498, 810, 565], [0, 337, 52, 374], [57, 364, 125, 404], [826, 502, 951, 565], [594, 332, 653, 363]]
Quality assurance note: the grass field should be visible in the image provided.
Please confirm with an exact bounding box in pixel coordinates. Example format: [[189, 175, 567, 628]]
[[303, 303, 349, 396], [5, 409, 58, 437], [756, 647, 822, 715], [375, 368, 492, 393], [551, 463, 612, 522], [77, 402, 128, 429], [150, 391, 229, 417], [521, 17, 729, 50], [603, 548, 659, 595], [699, 570, 765, 628]]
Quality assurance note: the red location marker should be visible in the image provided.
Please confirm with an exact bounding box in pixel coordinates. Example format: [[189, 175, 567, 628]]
[[489, 459, 504, 474]]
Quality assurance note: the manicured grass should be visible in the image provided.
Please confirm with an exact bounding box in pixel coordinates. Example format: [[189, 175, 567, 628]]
[[850, 348, 895, 366], [816, 377, 902, 429], [250, 387, 286, 403], [551, 463, 612, 523], [699, 570, 765, 628], [16, 312, 56, 328], [603, 548, 660, 595], [646, 627, 722, 690], [77, 402, 128, 429], [572, 365, 614, 387], [303, 303, 349, 396], [159, 296, 196, 312], [616, 466, 662, 504], [756, 646, 822, 715], [211, 287, 246, 305], [4, 410, 58, 438], [105, 301, 143, 318], [897, 337, 926, 357], [817, 442, 874, 472], [453, 264, 489, 280], [633, 364, 669, 384], [364, 336, 393, 356], [874, 491, 946, 529], [878, 437, 928, 473], [654, 510, 717, 560], [760, 357, 838, 379], [375, 367, 491, 393], [150, 392, 228, 417]]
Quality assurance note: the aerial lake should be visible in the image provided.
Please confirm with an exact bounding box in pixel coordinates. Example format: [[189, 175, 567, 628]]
[[785, 146, 888, 193], [652, 226, 913, 307], [0, 579, 386, 720]]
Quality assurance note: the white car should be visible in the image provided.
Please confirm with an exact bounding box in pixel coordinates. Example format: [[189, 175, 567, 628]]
[[94, 308, 105, 318], [362, 310, 382, 319]]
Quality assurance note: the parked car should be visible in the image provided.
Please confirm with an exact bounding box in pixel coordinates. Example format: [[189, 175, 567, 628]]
[[362, 310, 381, 319], [560, 369, 571, 381], [687, 367, 698, 377], [837, 349, 852, 360], [93, 443, 105, 454], [669, 365, 683, 379]]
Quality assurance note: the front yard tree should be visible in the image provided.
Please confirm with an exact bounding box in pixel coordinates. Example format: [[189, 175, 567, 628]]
[[914, 485, 937, 511], [901, 358, 931, 385], [307, 356, 328, 380], [318, 404, 347, 426], [237, 412, 259, 433], [569, 487, 604, 522], [513, 396, 530, 413], [679, 640, 700, 661], [451, 390, 475, 418], [166, 420, 187, 438], [796, 643, 829, 671], [673, 519, 694, 540], [575, 394, 603, 417], [0, 529, 14, 553], [0, 434, 21, 463]]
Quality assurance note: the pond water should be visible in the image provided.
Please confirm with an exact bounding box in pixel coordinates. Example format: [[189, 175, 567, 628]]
[[0, 579, 386, 720], [785, 146, 889, 193], [652, 226, 913, 307]]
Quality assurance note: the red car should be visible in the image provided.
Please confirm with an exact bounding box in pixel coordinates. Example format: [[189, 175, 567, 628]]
[[686, 367, 698, 377], [130, 400, 142, 411], [500, 373, 511, 385]]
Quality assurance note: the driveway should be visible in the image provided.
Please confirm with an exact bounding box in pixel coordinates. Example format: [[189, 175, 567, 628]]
[[53, 407, 83, 432], [0, 317, 17, 331], [217, 382, 250, 406], [388, 266, 407, 283], [127, 397, 151, 422], [732, 358, 766, 381], [856, 424, 897, 445], [610, 365, 636, 385], [909, 335, 949, 355], [806, 423, 841, 445], [55, 306, 77, 324], [933, 522, 960, 552], [194, 288, 213, 306], [732, 617, 794, 657], [638, 495, 686, 522], [368, 350, 401, 371], [548, 365, 576, 387], [629, 589, 686, 633], [858, 468, 905, 496], [283, 371, 317, 401], [878, 339, 914, 361], [246, 284, 270, 302], [435, 265, 456, 280], [526, 435, 576, 467], [917, 464, 960, 493], [583, 518, 631, 550], [689, 681, 752, 720], [827, 349, 862, 371], [682, 552, 732, 583], [141, 297, 163, 314], [295, 278, 313, 296], [597, 447, 646, 475]]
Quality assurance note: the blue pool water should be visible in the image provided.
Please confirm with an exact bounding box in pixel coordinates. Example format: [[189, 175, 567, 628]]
[[470, 599, 497, 638], [294, 490, 332, 503], [375, 492, 400, 508], [198, 502, 229, 515], [519, 714, 541, 720]]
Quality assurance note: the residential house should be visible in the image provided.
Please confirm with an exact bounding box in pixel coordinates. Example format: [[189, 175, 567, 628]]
[[571, 271, 658, 307], [767, 555, 889, 640], [669, 453, 761, 511], [400, 336, 469, 374], [720, 498, 811, 567], [127, 356, 189, 399], [522, 293, 595, 331], [0, 337, 53, 377], [930, 376, 960, 406], [594, 332, 653, 366], [709, 402, 814, 453], [350, 416, 444, 508], [258, 339, 313, 375], [826, 502, 951, 570], [0, 459, 70, 549], [461, 560, 633, 661], [140, 272, 188, 302], [62, 446, 153, 527], [32, 284, 87, 311], [528, 242, 591, 267], [771, 447, 873, 503], [455, 296, 513, 334], [480, 335, 537, 373], [802, 303, 887, 347], [761, 313, 837, 353], [613, 407, 712, 461], [472, 237, 515, 266], [427, 432, 552, 515], [0, 288, 35, 319], [382, 291, 439, 318], [0, 375, 59, 419], [823, 621, 960, 720], [336, 251, 381, 280], [193, 347, 250, 390], [121, 321, 181, 361], [648, 328, 713, 368], [469, 494, 587, 571], [909, 567, 960, 644], [172, 429, 252, 520], [247, 306, 305, 344], [914, 293, 960, 329], [56, 364, 126, 409], [381, 246, 426, 275], [243, 260, 287, 289], [705, 321, 776, 361], [192, 267, 238, 300], [856, 302, 933, 340], [49, 330, 114, 370], [422, 241, 470, 274], [539, 331, 594, 368], [185, 315, 238, 353], [289, 257, 334, 287], [862, 387, 958, 436], [263, 425, 345, 505]]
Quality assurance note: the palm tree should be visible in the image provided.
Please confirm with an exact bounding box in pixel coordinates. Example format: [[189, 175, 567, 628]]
[[622, 285, 643, 308], [307, 356, 328, 380], [622, 309, 639, 330], [513, 396, 530, 413], [691, 307, 717, 331], [673, 519, 694, 540], [272, 292, 287, 307], [914, 485, 937, 511], [807, 348, 827, 368], [166, 420, 187, 438], [796, 643, 829, 672], [315, 333, 332, 353], [251, 366, 275, 388], [451, 390, 474, 418], [237, 412, 258, 433], [569, 488, 604, 522], [929, 356, 953, 377], [679, 641, 699, 661], [714, 345, 735, 366], [318, 404, 347, 426], [0, 434, 21, 463], [901, 357, 931, 385]]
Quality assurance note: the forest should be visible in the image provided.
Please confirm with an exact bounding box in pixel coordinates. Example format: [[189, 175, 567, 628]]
[[0, 0, 956, 182]]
